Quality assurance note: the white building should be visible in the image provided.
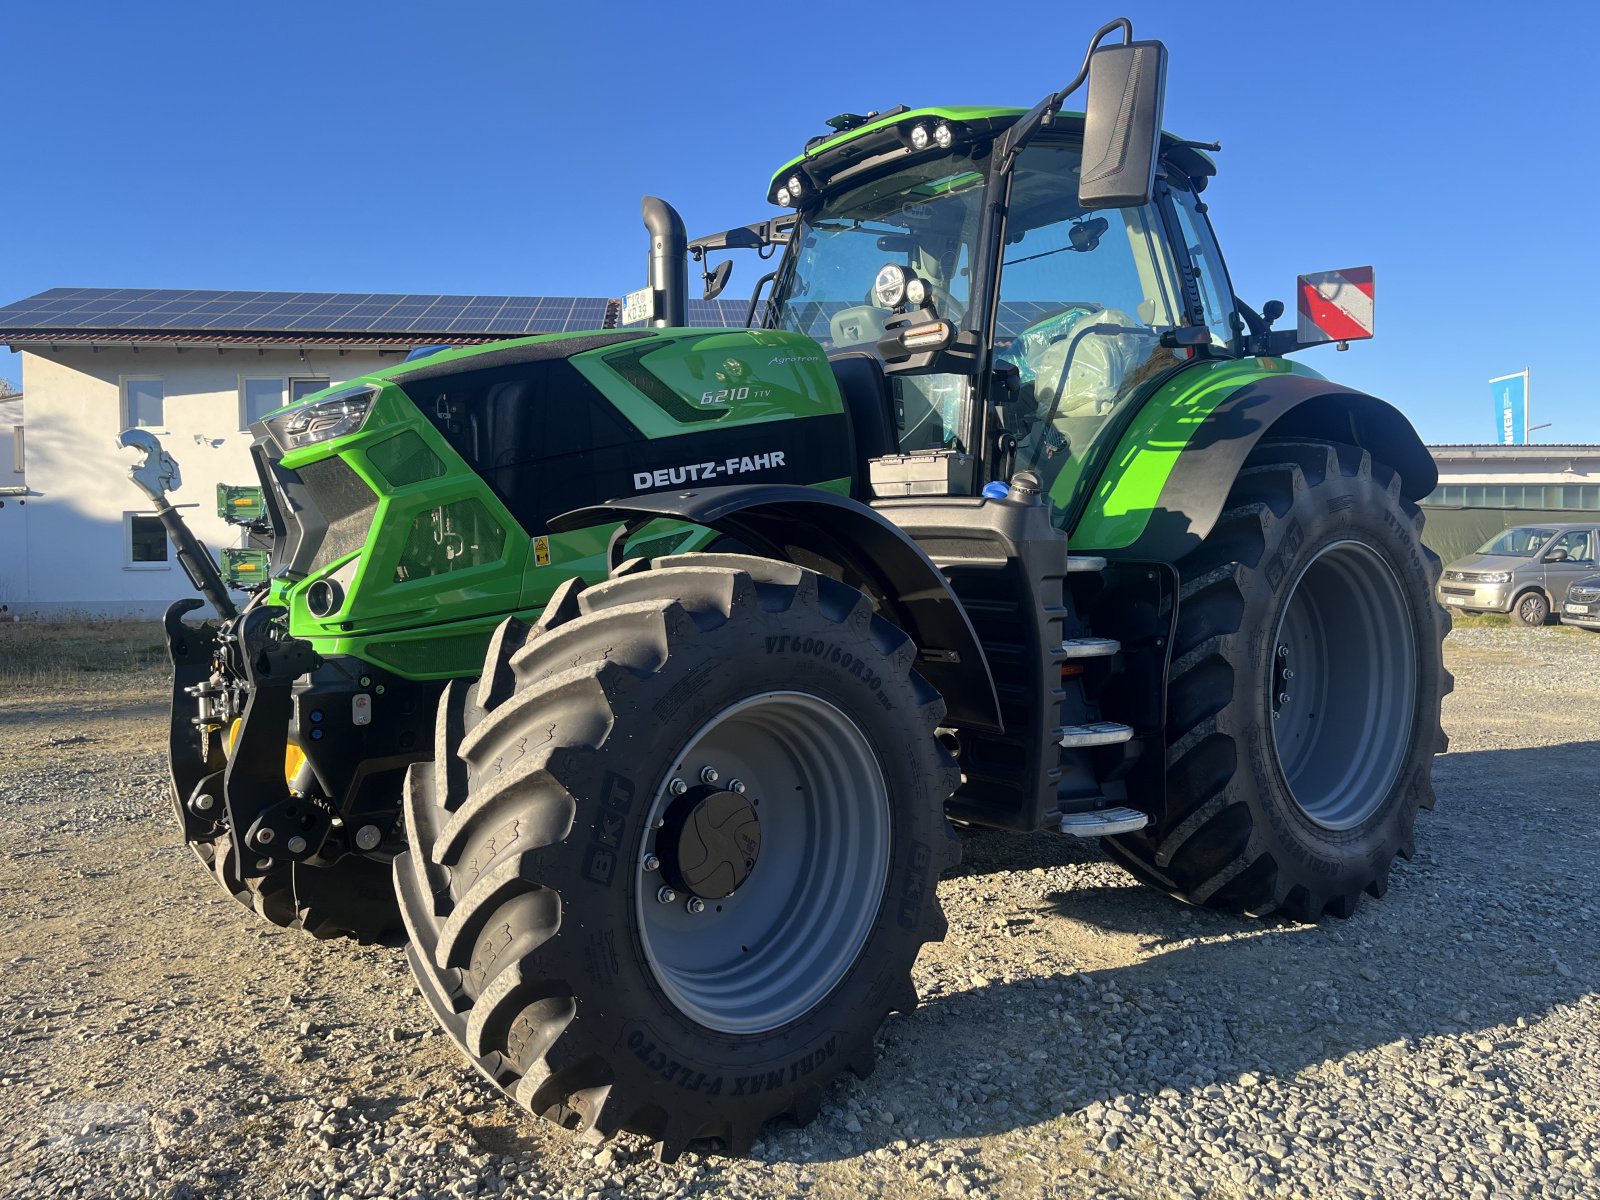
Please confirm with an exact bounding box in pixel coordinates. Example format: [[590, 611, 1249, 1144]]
[[0, 288, 750, 616], [0, 288, 637, 616], [1424, 444, 1600, 511]]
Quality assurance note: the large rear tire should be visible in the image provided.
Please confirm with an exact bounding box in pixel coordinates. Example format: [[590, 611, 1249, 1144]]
[[394, 554, 958, 1159], [1103, 439, 1450, 920]]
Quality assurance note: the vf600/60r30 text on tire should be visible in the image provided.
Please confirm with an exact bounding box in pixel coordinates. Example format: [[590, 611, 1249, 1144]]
[[393, 554, 959, 1160], [1103, 439, 1451, 921]]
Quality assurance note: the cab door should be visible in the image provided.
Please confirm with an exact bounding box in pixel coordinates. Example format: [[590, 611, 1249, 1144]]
[[1542, 528, 1599, 608]]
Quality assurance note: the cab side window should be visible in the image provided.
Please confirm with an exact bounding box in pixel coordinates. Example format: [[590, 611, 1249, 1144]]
[[994, 141, 1187, 480], [1166, 179, 1237, 353]]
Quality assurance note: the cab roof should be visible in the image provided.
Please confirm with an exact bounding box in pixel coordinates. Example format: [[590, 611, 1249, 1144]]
[[768, 104, 1216, 205]]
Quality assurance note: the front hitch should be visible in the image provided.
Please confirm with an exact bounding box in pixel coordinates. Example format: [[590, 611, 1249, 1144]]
[[117, 428, 237, 620], [222, 604, 326, 875]]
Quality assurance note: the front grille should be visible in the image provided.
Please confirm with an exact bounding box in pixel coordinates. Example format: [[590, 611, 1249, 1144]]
[[1569, 587, 1600, 603], [1440, 586, 1475, 597], [299, 457, 379, 573]]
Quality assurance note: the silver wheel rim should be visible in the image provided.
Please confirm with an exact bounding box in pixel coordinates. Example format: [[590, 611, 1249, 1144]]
[[635, 691, 891, 1034], [1268, 540, 1417, 831], [1519, 593, 1546, 624]]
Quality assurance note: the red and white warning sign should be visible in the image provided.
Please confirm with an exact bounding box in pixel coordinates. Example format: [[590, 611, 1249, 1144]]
[[1296, 266, 1375, 344]]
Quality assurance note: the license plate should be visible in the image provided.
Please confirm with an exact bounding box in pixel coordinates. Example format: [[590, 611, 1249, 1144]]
[[1565, 603, 1591, 615], [621, 286, 656, 326], [1444, 595, 1467, 606]]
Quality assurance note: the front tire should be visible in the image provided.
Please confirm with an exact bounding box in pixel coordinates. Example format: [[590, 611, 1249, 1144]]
[[1103, 439, 1450, 921], [1513, 590, 1551, 626], [394, 555, 958, 1159], [189, 830, 401, 944]]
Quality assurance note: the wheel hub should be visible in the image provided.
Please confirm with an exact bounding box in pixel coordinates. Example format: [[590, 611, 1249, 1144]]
[[656, 785, 762, 899]]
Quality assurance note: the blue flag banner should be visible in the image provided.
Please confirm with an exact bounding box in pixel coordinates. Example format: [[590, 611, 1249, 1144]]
[[1491, 372, 1526, 445]]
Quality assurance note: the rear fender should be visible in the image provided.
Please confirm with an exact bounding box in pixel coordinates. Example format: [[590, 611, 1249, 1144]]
[[548, 485, 1003, 731], [1068, 359, 1436, 562]]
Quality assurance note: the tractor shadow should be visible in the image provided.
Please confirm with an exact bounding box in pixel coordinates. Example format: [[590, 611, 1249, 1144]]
[[760, 740, 1600, 1162]]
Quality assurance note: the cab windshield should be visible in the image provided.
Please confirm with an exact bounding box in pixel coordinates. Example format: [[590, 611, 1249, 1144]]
[[1477, 527, 1557, 557], [770, 158, 987, 453]]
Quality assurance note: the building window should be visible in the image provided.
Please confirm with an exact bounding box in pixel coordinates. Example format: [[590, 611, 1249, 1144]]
[[10, 426, 20, 474], [1425, 483, 1600, 511], [126, 513, 171, 568], [122, 377, 165, 429], [240, 376, 330, 428]]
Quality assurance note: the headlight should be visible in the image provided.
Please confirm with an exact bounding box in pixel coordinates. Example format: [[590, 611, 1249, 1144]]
[[1478, 571, 1512, 584], [909, 124, 930, 151], [905, 278, 928, 307], [787, 174, 803, 197], [268, 385, 378, 451], [873, 263, 908, 309], [776, 186, 793, 206], [933, 121, 953, 149]]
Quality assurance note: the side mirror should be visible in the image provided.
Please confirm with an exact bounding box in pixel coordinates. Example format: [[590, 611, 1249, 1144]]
[[1078, 38, 1168, 209], [703, 259, 733, 301], [1548, 548, 1570, 562]]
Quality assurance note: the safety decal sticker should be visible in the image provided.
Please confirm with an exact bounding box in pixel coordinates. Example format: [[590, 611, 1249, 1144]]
[[1296, 266, 1375, 344]]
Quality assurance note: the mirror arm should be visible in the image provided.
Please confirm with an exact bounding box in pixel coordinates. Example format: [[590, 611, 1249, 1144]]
[[998, 17, 1134, 172]]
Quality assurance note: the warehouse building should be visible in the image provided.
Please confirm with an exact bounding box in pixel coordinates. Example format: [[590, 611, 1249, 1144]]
[[1421, 444, 1600, 564], [0, 288, 744, 615]]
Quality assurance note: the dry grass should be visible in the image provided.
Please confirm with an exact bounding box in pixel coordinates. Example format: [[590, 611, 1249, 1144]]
[[0, 617, 169, 695]]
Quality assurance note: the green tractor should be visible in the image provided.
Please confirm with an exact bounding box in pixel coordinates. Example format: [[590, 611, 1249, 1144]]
[[124, 18, 1448, 1160]]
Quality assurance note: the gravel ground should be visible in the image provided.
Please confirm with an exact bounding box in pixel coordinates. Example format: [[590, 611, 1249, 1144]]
[[1, 622, 1597, 1199]]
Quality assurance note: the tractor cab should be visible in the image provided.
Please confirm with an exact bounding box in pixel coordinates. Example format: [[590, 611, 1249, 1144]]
[[754, 114, 1231, 514]]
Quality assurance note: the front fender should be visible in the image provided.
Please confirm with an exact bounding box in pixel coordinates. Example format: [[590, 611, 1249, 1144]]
[[1063, 357, 1436, 562], [548, 485, 1003, 731]]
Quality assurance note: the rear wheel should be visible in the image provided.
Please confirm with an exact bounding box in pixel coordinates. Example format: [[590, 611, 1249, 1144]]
[[1103, 439, 1450, 920], [394, 554, 958, 1159], [1513, 590, 1550, 626]]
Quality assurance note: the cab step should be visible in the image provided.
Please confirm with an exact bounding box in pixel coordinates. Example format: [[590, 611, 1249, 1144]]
[[1066, 555, 1107, 573], [1058, 637, 1120, 659], [1056, 721, 1135, 748], [1059, 806, 1150, 837]]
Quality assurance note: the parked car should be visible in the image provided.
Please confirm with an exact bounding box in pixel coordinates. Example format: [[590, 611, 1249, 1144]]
[[1437, 523, 1600, 625], [1559, 573, 1600, 631]]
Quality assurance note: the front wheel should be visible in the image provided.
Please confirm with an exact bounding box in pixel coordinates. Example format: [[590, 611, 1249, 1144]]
[[1103, 439, 1451, 921], [1513, 590, 1551, 626], [394, 554, 958, 1159]]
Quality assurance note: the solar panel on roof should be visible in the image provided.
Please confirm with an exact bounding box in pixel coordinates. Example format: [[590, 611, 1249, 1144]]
[[1, 287, 649, 337]]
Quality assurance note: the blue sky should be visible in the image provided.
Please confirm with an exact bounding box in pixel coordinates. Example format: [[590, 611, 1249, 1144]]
[[4, 0, 1595, 443]]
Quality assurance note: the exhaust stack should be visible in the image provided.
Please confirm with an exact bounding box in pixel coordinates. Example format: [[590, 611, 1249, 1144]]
[[642, 196, 688, 328]]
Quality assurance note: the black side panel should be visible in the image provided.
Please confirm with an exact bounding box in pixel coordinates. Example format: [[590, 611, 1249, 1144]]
[[547, 485, 1002, 732], [389, 331, 652, 384], [873, 495, 1075, 832], [828, 352, 897, 491], [1111, 379, 1435, 563]]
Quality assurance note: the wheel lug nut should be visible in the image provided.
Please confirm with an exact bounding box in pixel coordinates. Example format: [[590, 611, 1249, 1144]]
[[1278, 692, 1291, 705], [1277, 645, 1289, 658], [656, 886, 677, 905], [642, 853, 660, 872], [355, 824, 382, 851], [193, 793, 215, 813], [700, 766, 719, 784], [728, 778, 746, 794], [255, 828, 275, 846], [668, 779, 688, 797], [1283, 669, 1295, 680], [686, 897, 705, 914], [286, 835, 308, 855]]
